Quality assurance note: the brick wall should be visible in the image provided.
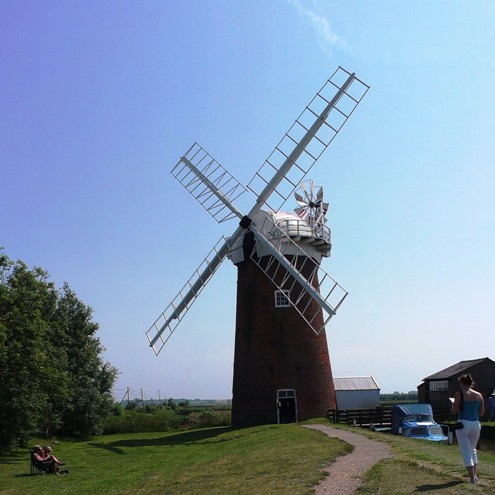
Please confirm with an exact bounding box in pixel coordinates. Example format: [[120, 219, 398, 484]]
[[231, 247, 336, 427]]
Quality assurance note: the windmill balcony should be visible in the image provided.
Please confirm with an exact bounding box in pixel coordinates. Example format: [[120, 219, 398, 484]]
[[275, 217, 332, 254]]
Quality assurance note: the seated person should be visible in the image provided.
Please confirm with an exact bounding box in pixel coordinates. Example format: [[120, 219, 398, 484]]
[[43, 445, 65, 466], [32, 445, 56, 473]]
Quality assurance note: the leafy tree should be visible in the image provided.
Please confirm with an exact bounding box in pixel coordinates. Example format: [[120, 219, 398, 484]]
[[55, 284, 117, 436], [0, 254, 67, 448], [0, 251, 117, 450]]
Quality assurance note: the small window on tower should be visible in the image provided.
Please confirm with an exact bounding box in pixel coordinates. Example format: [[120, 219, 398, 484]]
[[274, 290, 290, 308]]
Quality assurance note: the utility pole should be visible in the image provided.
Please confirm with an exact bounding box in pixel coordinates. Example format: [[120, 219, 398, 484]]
[[119, 387, 131, 407]]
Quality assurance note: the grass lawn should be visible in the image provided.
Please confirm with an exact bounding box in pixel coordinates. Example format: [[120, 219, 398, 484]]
[[353, 425, 495, 494], [0, 423, 349, 495], [2, 422, 495, 495]]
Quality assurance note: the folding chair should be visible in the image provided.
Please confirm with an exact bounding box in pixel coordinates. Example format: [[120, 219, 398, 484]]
[[30, 449, 52, 475]]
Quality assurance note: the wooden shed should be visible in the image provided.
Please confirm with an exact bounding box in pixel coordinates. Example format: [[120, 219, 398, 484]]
[[417, 357, 495, 418], [333, 376, 381, 410]]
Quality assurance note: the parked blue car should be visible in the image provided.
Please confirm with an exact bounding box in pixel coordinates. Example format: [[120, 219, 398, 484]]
[[391, 403, 448, 442]]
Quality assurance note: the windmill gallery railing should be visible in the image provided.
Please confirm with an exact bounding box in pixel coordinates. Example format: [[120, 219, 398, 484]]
[[275, 217, 331, 246]]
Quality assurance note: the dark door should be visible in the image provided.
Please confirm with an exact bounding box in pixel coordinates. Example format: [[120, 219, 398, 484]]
[[278, 397, 297, 423]]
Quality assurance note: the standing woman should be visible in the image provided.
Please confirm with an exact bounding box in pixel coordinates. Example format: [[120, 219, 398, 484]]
[[451, 374, 485, 483]]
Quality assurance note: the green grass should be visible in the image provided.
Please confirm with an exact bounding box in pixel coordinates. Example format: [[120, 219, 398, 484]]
[[3, 422, 495, 495], [0, 424, 350, 495], [351, 425, 495, 494]]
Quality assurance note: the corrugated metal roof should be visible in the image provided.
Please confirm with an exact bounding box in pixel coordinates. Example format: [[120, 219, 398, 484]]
[[333, 376, 380, 391], [422, 358, 491, 380]]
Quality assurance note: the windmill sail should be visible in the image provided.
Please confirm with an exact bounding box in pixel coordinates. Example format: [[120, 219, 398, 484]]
[[249, 218, 347, 334], [171, 142, 248, 224], [146, 66, 369, 354], [146, 237, 230, 354], [247, 66, 369, 214]]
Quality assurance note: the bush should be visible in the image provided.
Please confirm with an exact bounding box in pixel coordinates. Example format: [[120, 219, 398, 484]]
[[111, 403, 125, 416], [195, 409, 231, 428], [102, 405, 231, 434], [103, 407, 184, 434]]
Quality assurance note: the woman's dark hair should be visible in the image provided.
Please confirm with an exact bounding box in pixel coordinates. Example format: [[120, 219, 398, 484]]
[[458, 374, 474, 387]]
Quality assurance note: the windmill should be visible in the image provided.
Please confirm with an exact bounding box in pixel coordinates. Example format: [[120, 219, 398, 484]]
[[146, 67, 369, 426]]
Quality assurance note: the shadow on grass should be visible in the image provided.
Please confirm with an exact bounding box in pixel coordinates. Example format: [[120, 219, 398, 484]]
[[415, 480, 463, 491], [0, 456, 25, 466], [89, 427, 235, 455]]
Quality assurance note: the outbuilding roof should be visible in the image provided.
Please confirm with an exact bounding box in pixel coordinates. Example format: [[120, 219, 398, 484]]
[[333, 376, 380, 391], [422, 358, 493, 380]]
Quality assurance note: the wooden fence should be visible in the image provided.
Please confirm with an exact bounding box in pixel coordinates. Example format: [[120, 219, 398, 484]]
[[326, 406, 495, 441], [326, 407, 393, 428]]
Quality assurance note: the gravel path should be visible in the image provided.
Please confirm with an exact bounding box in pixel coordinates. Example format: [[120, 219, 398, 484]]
[[304, 424, 392, 495]]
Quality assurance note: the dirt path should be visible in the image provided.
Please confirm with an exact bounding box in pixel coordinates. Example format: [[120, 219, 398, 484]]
[[304, 424, 392, 495]]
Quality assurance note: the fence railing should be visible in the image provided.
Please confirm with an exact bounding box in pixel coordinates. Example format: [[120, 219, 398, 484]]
[[326, 407, 393, 427], [326, 406, 495, 441]]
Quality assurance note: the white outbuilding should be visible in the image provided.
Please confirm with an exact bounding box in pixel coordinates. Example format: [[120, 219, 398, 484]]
[[333, 376, 381, 410]]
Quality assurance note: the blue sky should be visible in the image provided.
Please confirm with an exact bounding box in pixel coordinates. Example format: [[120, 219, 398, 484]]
[[2, 1, 494, 400]]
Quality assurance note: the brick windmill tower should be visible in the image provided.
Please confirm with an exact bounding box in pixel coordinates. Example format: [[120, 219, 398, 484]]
[[146, 67, 369, 426], [229, 182, 337, 426]]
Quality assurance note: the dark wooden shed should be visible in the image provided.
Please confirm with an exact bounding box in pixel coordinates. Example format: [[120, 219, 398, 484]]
[[418, 357, 495, 419]]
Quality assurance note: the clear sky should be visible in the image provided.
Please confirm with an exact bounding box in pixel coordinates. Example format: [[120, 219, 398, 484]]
[[2, 1, 494, 400]]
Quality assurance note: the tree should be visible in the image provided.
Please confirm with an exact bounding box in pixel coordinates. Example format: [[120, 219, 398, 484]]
[[0, 253, 67, 449], [54, 284, 117, 436], [0, 251, 117, 450]]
